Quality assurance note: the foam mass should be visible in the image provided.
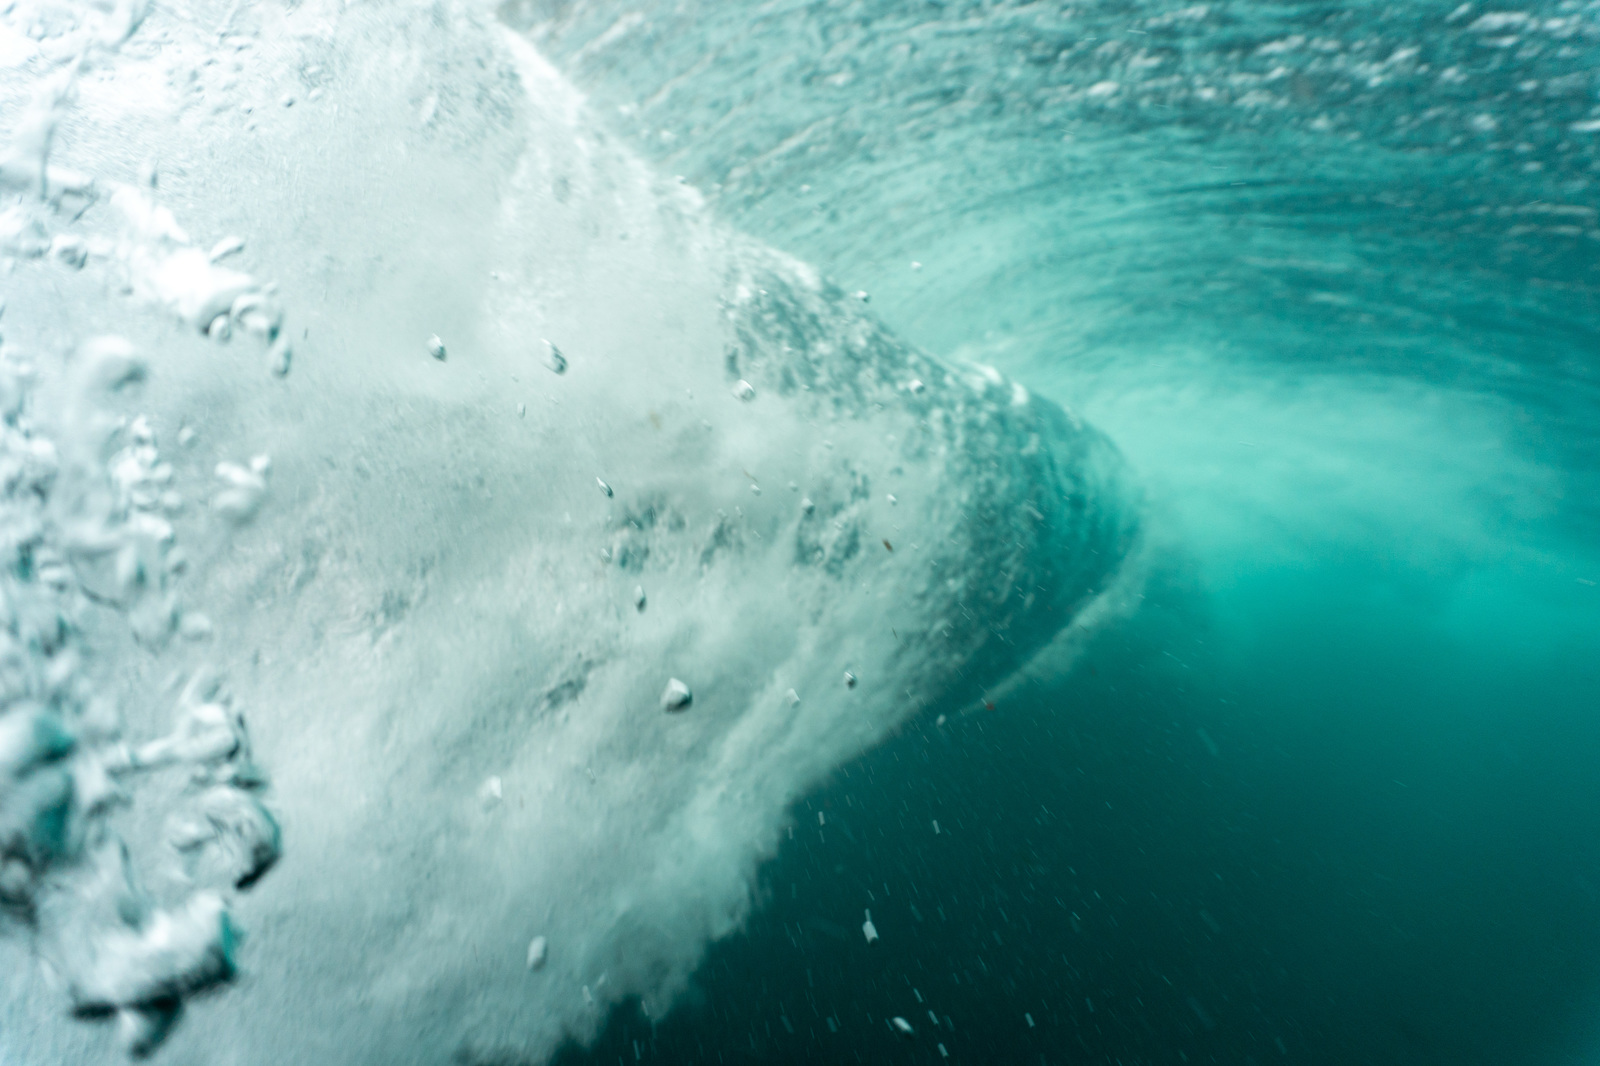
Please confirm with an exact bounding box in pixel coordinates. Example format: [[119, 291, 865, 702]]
[[0, 1, 1135, 1061]]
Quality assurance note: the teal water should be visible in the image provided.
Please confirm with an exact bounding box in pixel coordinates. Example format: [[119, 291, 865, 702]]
[[2, 1, 1598, 1061], [519, 1, 1600, 1063]]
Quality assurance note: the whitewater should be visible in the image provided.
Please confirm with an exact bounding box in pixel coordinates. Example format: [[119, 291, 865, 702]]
[[0, 1, 1136, 1061], [3, 1, 1600, 1065]]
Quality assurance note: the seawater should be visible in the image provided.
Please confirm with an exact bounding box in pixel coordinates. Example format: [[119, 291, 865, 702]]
[[529, 2, 1600, 1065], [0, 1, 1597, 1065]]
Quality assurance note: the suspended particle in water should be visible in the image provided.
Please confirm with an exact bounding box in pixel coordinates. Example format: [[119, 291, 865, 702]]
[[660, 678, 692, 712], [633, 585, 647, 611], [862, 909, 878, 943], [517, 402, 526, 418], [526, 935, 548, 971], [543, 339, 566, 374], [268, 337, 291, 378], [596, 477, 613, 498], [801, 497, 815, 515], [1025, 1013, 1035, 1028], [853, 290, 870, 303], [785, 688, 800, 707], [890, 1016, 913, 1036], [907, 379, 925, 394], [844, 671, 856, 688], [426, 334, 446, 361], [732, 379, 756, 401]]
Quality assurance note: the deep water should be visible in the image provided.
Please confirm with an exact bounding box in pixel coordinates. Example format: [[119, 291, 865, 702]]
[[526, 1, 1600, 1064], [560, 552, 1600, 1066]]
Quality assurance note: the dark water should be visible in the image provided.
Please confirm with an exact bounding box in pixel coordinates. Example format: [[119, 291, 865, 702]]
[[555, 557, 1600, 1066], [527, 1, 1600, 1063]]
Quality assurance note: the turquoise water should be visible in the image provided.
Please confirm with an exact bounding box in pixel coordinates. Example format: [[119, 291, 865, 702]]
[[2, 1, 1598, 1062], [520, 2, 1600, 1063]]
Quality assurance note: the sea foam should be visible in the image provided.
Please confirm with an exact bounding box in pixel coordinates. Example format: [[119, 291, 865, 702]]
[[0, 2, 1136, 1062]]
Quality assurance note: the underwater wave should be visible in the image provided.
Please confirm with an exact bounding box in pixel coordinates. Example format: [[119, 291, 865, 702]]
[[0, 2, 1136, 1062]]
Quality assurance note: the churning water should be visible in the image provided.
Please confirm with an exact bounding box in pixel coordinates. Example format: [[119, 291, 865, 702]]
[[1, 2, 1598, 1064]]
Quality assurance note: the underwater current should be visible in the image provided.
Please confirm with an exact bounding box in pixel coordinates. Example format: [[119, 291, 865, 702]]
[[1, 0, 1599, 1063]]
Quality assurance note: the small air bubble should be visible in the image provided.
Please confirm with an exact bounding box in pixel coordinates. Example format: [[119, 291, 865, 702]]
[[543, 339, 567, 374], [660, 678, 692, 712]]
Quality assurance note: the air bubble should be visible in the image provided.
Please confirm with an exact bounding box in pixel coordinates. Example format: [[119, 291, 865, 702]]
[[543, 339, 566, 374], [208, 236, 244, 262], [660, 678, 692, 712]]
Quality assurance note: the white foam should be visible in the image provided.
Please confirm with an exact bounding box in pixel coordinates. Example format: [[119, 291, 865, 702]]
[[0, 2, 1135, 1063]]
